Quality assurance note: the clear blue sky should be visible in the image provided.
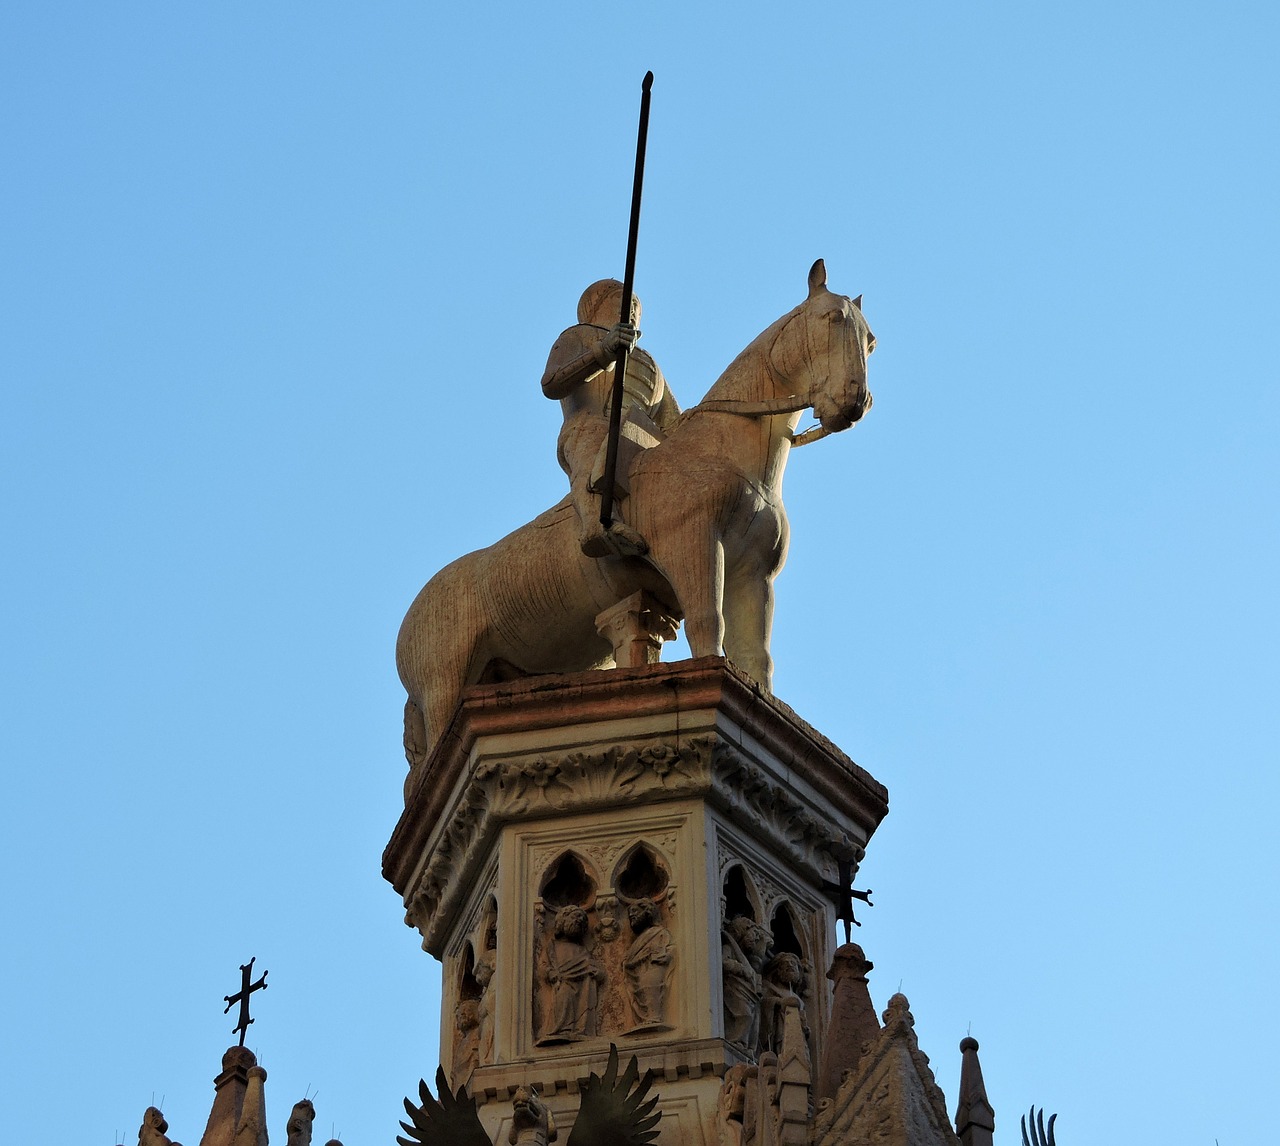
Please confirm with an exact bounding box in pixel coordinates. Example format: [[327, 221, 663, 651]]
[[3, 4, 1277, 1143]]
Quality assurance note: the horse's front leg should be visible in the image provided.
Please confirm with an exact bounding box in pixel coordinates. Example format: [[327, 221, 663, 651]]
[[722, 572, 775, 690]]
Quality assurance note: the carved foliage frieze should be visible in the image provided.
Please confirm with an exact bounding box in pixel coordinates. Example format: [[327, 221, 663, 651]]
[[407, 733, 866, 951]]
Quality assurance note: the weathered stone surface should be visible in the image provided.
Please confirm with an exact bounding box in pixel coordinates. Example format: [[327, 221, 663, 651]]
[[541, 279, 678, 560], [813, 995, 959, 1146], [139, 1107, 181, 1146], [954, 1037, 994, 1146], [384, 657, 887, 1146], [815, 943, 880, 1104], [385, 658, 885, 943], [396, 262, 874, 767], [286, 1099, 315, 1146], [197, 1047, 267, 1146]]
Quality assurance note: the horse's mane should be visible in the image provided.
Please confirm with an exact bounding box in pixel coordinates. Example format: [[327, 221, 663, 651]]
[[696, 305, 804, 408]]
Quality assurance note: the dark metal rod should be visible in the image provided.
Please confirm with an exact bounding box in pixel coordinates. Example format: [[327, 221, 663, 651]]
[[599, 70, 654, 532]]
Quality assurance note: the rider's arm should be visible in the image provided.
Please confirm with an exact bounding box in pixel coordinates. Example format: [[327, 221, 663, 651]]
[[541, 342, 604, 399], [541, 324, 639, 400]]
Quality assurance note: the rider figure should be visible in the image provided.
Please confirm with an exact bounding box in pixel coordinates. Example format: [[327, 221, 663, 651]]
[[542, 279, 680, 558]]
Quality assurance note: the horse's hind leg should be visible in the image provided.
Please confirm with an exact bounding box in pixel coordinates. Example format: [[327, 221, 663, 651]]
[[651, 532, 726, 660]]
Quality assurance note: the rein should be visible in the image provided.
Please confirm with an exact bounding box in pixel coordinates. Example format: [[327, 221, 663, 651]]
[[684, 393, 831, 448], [686, 394, 810, 416]]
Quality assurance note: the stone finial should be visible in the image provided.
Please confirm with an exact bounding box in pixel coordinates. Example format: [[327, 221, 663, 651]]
[[882, 992, 914, 1028], [139, 1106, 181, 1146], [231, 1064, 268, 1146], [286, 1098, 315, 1146], [814, 943, 880, 1103], [198, 1047, 266, 1146], [955, 1037, 995, 1146]]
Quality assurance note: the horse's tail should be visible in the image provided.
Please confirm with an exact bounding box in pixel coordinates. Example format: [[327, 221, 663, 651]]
[[396, 551, 488, 772], [403, 697, 430, 773]]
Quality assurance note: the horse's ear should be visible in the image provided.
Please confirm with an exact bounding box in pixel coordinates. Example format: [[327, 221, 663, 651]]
[[852, 294, 863, 311], [808, 259, 827, 297]]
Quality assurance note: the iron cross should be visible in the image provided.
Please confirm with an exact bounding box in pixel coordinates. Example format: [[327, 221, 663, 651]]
[[223, 957, 268, 1046], [821, 856, 874, 944]]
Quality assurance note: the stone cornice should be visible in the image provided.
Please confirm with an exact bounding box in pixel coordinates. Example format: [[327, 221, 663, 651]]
[[383, 660, 889, 957], [384, 658, 887, 900]]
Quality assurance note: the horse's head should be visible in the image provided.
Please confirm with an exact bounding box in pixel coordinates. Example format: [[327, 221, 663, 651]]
[[770, 259, 875, 433]]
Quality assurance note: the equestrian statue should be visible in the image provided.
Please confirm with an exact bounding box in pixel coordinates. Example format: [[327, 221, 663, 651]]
[[396, 259, 875, 773]]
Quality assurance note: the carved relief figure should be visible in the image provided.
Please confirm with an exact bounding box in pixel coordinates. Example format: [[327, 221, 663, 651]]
[[538, 905, 605, 1044], [715, 1063, 758, 1146], [721, 915, 771, 1050], [474, 943, 497, 1063], [541, 279, 680, 558], [758, 952, 810, 1064], [453, 998, 482, 1084], [623, 897, 673, 1030]]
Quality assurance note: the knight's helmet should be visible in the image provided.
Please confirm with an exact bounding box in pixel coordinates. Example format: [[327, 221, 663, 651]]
[[577, 279, 639, 325]]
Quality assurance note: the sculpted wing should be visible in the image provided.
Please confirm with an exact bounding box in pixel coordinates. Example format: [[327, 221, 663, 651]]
[[565, 1045, 661, 1146], [399, 1066, 493, 1146]]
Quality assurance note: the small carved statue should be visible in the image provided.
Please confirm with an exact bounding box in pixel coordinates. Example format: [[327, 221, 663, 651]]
[[509, 1085, 558, 1146], [758, 952, 810, 1064], [474, 947, 497, 1062], [453, 998, 482, 1084], [622, 897, 674, 1029], [286, 1099, 315, 1146], [721, 916, 771, 1051], [138, 1107, 180, 1146], [715, 1064, 758, 1146], [541, 279, 680, 558], [537, 905, 605, 1044]]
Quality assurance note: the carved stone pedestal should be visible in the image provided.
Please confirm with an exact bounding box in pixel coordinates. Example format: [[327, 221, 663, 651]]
[[595, 590, 680, 668], [383, 658, 889, 1146]]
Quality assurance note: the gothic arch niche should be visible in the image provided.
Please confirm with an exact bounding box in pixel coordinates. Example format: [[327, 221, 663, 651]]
[[613, 842, 670, 902], [539, 851, 597, 908], [534, 851, 603, 1046], [611, 843, 675, 1033], [769, 902, 806, 960], [458, 942, 483, 1001], [722, 864, 761, 924]]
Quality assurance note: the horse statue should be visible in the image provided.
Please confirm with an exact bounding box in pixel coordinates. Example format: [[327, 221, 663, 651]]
[[397, 259, 874, 772]]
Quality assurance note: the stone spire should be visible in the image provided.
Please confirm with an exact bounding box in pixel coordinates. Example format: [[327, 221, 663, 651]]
[[954, 1036, 995, 1146], [198, 1046, 268, 1146], [815, 943, 881, 1103]]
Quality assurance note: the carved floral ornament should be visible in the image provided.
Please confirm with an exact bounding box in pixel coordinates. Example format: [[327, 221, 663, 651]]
[[405, 735, 863, 947]]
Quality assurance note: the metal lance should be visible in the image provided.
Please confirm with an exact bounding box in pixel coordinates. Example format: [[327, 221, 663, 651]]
[[598, 70, 654, 533]]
